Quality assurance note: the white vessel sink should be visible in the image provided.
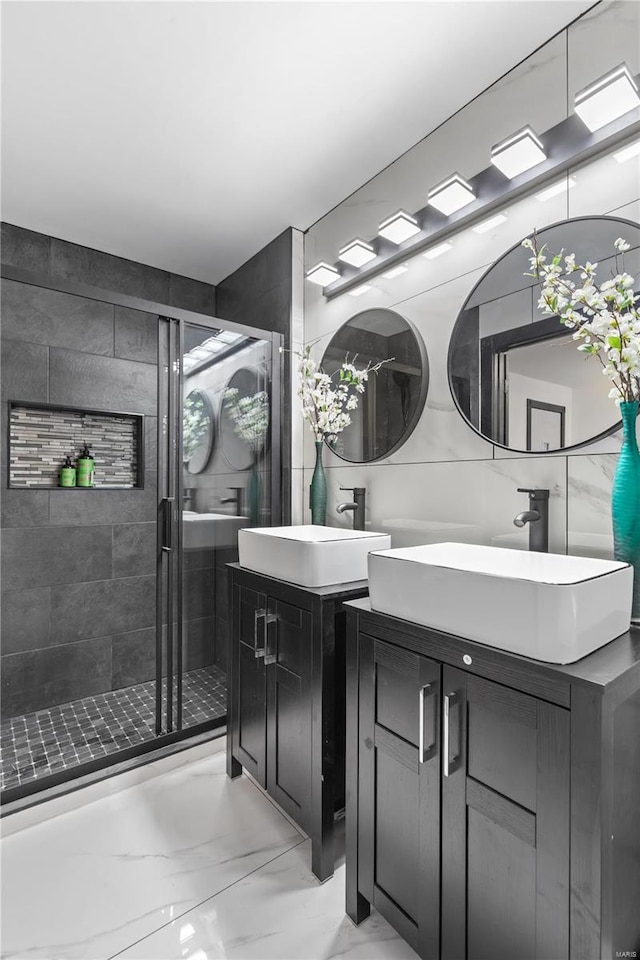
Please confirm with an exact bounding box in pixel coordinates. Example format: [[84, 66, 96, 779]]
[[183, 511, 248, 550], [238, 525, 391, 588], [382, 518, 481, 548], [368, 542, 633, 664]]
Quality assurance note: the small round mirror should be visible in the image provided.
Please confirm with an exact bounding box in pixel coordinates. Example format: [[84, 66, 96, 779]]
[[321, 308, 428, 462], [220, 367, 270, 471], [448, 215, 640, 453], [183, 388, 215, 474]]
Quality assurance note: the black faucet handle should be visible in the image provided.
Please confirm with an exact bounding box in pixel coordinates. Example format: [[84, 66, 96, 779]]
[[339, 485, 355, 492], [517, 487, 549, 499]]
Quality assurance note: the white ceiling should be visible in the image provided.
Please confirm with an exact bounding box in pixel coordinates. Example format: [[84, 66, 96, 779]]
[[1, 1, 594, 286]]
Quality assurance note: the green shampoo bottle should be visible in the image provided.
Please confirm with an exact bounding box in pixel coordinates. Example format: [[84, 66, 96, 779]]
[[60, 455, 76, 487], [77, 445, 95, 487]]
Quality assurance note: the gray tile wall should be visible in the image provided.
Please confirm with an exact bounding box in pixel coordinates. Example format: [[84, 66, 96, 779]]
[[1, 224, 216, 718]]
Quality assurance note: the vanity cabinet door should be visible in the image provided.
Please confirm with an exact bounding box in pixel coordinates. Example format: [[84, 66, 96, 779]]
[[358, 635, 441, 959], [265, 598, 313, 829], [441, 667, 570, 960], [231, 584, 268, 786]]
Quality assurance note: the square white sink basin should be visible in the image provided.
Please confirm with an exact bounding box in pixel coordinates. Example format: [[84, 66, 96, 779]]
[[238, 525, 391, 588], [183, 512, 248, 550], [368, 542, 633, 664]]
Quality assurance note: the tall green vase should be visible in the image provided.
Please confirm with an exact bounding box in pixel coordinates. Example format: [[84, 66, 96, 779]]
[[310, 440, 327, 525], [612, 400, 640, 622]]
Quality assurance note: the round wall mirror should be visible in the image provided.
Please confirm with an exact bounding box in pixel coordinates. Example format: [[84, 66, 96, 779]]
[[183, 388, 215, 474], [448, 215, 640, 453], [321, 308, 429, 462], [220, 367, 270, 471]]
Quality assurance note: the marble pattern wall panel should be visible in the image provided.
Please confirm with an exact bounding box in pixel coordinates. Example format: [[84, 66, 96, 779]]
[[567, 454, 616, 559]]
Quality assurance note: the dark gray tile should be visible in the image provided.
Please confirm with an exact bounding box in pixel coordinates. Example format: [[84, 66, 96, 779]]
[[1, 488, 50, 528], [50, 575, 156, 643], [169, 275, 216, 316], [214, 563, 229, 621], [49, 487, 156, 525], [1, 223, 50, 274], [49, 348, 157, 415], [1, 587, 51, 654], [111, 626, 156, 687], [184, 547, 215, 571], [114, 307, 158, 364], [216, 228, 291, 336], [214, 617, 228, 672], [1, 526, 112, 590], [1, 340, 48, 402], [184, 566, 215, 621], [0, 638, 112, 718], [112, 523, 156, 578], [50, 239, 170, 303], [183, 617, 215, 670], [1, 280, 114, 355]]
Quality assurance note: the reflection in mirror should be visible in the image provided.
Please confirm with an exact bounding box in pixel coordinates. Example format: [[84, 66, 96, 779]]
[[449, 216, 640, 452], [321, 308, 428, 462], [220, 367, 270, 471], [183, 389, 215, 474]]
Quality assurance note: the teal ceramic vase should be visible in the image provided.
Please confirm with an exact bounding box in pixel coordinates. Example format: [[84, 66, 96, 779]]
[[612, 400, 640, 622], [310, 440, 327, 525], [248, 462, 261, 527]]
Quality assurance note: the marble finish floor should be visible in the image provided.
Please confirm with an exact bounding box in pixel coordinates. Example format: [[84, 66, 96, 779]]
[[0, 741, 417, 960], [0, 666, 227, 792]]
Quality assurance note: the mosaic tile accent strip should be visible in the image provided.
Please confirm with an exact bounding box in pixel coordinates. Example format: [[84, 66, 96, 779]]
[[9, 404, 141, 488], [0, 665, 226, 792]]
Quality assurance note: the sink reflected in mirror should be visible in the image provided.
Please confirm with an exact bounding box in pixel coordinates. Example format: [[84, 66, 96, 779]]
[[183, 511, 249, 550]]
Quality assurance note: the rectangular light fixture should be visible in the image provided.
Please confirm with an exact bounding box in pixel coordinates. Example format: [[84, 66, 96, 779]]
[[378, 210, 420, 244], [423, 241, 453, 260], [339, 238, 377, 267], [348, 283, 373, 297], [574, 63, 640, 132], [535, 176, 576, 203], [428, 173, 475, 215], [614, 139, 640, 163], [491, 126, 546, 178], [382, 264, 409, 279], [306, 261, 341, 286], [473, 213, 508, 234]]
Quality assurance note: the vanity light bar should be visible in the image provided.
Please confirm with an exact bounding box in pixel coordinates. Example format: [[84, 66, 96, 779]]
[[614, 139, 640, 163], [306, 261, 341, 286], [382, 264, 409, 279], [339, 239, 377, 267], [378, 210, 421, 244], [473, 213, 508, 234], [491, 126, 546, 179], [535, 176, 576, 203], [574, 63, 640, 132], [427, 173, 476, 215], [423, 241, 453, 260]]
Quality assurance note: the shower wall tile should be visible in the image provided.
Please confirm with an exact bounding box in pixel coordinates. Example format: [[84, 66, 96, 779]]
[[1, 280, 115, 355], [112, 523, 157, 579], [1, 340, 48, 403], [111, 626, 157, 688], [114, 307, 158, 365], [1, 525, 113, 591], [184, 617, 216, 670], [2, 587, 51, 655], [0, 637, 112, 719], [169, 274, 216, 316], [1, 488, 50, 528], [50, 575, 156, 644], [1, 222, 50, 274], [49, 349, 157, 416], [48, 487, 156, 525], [50, 238, 170, 303]]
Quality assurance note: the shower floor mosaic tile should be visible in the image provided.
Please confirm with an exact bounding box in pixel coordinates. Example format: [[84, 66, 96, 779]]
[[0, 665, 226, 793]]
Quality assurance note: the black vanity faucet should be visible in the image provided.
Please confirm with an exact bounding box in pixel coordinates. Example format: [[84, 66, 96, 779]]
[[337, 486, 366, 531], [513, 487, 550, 552]]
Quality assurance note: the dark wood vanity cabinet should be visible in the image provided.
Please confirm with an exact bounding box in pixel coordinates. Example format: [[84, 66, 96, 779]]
[[346, 601, 640, 960], [226, 563, 368, 882]]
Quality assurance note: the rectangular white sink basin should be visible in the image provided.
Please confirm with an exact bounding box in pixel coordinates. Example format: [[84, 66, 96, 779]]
[[368, 542, 633, 664], [183, 512, 248, 550], [238, 525, 391, 588]]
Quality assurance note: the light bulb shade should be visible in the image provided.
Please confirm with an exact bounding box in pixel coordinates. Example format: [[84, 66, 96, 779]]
[[423, 242, 453, 260], [574, 63, 640, 132], [306, 262, 341, 286], [491, 126, 546, 178], [338, 239, 377, 267], [428, 173, 475, 215], [378, 210, 420, 244]]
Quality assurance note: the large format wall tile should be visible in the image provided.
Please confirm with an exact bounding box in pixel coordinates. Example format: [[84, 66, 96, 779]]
[[1, 525, 112, 591], [1, 488, 50, 528], [168, 274, 216, 316], [183, 617, 215, 670], [1, 222, 50, 273], [50, 575, 156, 643], [112, 522, 156, 578], [1, 637, 112, 718], [567, 454, 616, 559], [1, 587, 51, 654], [50, 238, 170, 303], [1, 339, 48, 403], [114, 307, 159, 365], [1, 280, 114, 355], [49, 348, 157, 415], [111, 626, 157, 688], [49, 488, 156, 526]]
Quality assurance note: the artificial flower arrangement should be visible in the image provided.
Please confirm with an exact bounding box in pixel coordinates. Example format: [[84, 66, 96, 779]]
[[522, 234, 639, 402]]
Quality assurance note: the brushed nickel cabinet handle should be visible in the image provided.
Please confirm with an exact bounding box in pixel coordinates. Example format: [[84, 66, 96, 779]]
[[264, 612, 278, 665], [443, 692, 459, 777], [253, 608, 266, 658], [419, 683, 433, 763]]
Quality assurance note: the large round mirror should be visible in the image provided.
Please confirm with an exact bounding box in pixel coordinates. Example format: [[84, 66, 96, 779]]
[[220, 367, 270, 471], [183, 389, 215, 474], [448, 216, 640, 453], [321, 308, 428, 462]]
